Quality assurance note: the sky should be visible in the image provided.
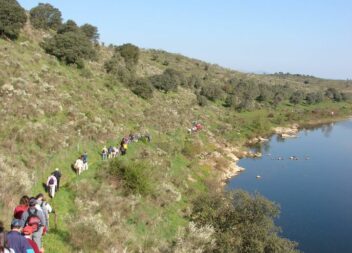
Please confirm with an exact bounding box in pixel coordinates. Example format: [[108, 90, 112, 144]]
[[18, 0, 352, 80]]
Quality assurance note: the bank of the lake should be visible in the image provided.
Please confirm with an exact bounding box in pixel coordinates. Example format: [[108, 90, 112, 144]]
[[228, 118, 352, 253]]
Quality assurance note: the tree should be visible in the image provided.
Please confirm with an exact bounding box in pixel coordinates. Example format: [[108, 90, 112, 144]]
[[0, 0, 27, 40], [117, 43, 140, 70], [41, 31, 96, 68], [57, 19, 79, 34], [80, 23, 99, 43], [191, 190, 299, 253], [29, 3, 62, 30], [149, 68, 184, 93]]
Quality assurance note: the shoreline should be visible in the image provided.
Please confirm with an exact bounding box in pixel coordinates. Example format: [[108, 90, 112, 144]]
[[220, 115, 352, 184]]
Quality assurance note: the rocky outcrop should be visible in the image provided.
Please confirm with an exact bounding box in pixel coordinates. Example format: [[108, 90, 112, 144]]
[[273, 124, 299, 138]]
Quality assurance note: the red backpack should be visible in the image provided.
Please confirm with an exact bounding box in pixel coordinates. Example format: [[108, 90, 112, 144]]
[[25, 209, 41, 232]]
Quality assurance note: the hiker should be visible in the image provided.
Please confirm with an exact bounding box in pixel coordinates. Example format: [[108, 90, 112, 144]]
[[82, 152, 88, 171], [112, 146, 120, 158], [22, 226, 40, 253], [14, 196, 29, 219], [6, 219, 34, 253], [52, 168, 62, 191], [108, 146, 113, 159], [74, 157, 84, 175], [144, 133, 151, 142], [102, 146, 108, 160], [21, 198, 45, 250], [35, 194, 52, 231], [46, 174, 57, 198], [0, 220, 14, 253]]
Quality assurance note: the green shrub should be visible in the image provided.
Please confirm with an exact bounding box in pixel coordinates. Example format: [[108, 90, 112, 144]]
[[132, 79, 154, 99], [117, 43, 140, 70], [107, 159, 153, 195], [29, 3, 62, 30], [196, 94, 208, 106], [41, 31, 96, 67], [200, 83, 224, 101], [0, 0, 27, 40], [150, 68, 184, 93], [289, 90, 305, 104]]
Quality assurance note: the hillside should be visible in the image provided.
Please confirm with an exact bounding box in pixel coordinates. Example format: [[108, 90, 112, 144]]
[[1, 4, 352, 252]]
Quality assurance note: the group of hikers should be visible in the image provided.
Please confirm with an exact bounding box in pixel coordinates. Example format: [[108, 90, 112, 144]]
[[101, 132, 151, 160], [187, 121, 203, 134], [73, 152, 89, 176], [0, 193, 56, 253], [0, 132, 153, 253]]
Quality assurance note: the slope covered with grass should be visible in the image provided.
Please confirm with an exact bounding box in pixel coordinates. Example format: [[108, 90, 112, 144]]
[[1, 16, 352, 252]]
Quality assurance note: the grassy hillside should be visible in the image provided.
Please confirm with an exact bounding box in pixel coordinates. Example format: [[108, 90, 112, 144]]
[[1, 19, 352, 252]]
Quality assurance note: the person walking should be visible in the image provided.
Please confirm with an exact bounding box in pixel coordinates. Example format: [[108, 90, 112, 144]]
[[0, 220, 14, 253], [6, 219, 34, 253], [52, 168, 62, 192], [46, 174, 57, 198], [22, 227, 40, 253], [82, 152, 88, 171], [14, 196, 29, 220], [21, 199, 45, 250]]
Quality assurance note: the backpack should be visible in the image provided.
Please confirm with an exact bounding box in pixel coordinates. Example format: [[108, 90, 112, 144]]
[[48, 177, 55, 185], [25, 209, 41, 232]]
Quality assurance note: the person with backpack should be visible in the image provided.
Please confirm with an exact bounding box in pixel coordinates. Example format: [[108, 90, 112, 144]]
[[35, 194, 52, 232], [14, 196, 29, 220], [21, 199, 45, 250], [82, 152, 88, 171], [46, 174, 57, 198], [6, 219, 34, 253], [52, 168, 62, 192], [21, 227, 40, 253], [102, 146, 108, 160]]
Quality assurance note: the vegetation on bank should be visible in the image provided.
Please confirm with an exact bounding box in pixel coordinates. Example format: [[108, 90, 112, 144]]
[[1, 1, 352, 252]]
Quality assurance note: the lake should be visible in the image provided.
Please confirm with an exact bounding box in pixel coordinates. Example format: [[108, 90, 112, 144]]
[[227, 119, 352, 253]]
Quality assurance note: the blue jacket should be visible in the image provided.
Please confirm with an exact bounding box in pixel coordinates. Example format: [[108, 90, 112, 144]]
[[6, 231, 34, 253]]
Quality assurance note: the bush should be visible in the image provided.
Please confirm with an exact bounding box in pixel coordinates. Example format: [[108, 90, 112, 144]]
[[106, 159, 153, 195], [132, 79, 154, 99], [200, 83, 224, 101], [150, 68, 184, 93], [41, 31, 96, 68], [29, 3, 62, 30], [0, 0, 27, 40], [117, 43, 140, 70], [196, 94, 208, 106], [289, 90, 305, 104]]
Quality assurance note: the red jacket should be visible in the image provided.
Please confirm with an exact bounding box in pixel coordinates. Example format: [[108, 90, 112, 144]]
[[26, 237, 41, 253], [14, 205, 28, 219]]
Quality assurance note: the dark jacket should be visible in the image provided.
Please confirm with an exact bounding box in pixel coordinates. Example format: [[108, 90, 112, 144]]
[[53, 170, 61, 180], [6, 231, 34, 253]]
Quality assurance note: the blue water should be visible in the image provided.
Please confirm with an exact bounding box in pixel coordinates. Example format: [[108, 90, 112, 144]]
[[228, 119, 352, 253]]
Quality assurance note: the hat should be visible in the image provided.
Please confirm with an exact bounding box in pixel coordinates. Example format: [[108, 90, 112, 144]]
[[11, 219, 23, 228], [29, 198, 37, 206], [22, 226, 33, 235], [55, 168, 59, 171]]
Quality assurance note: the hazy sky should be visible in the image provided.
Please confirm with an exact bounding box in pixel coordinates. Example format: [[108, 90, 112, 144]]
[[19, 0, 352, 79]]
